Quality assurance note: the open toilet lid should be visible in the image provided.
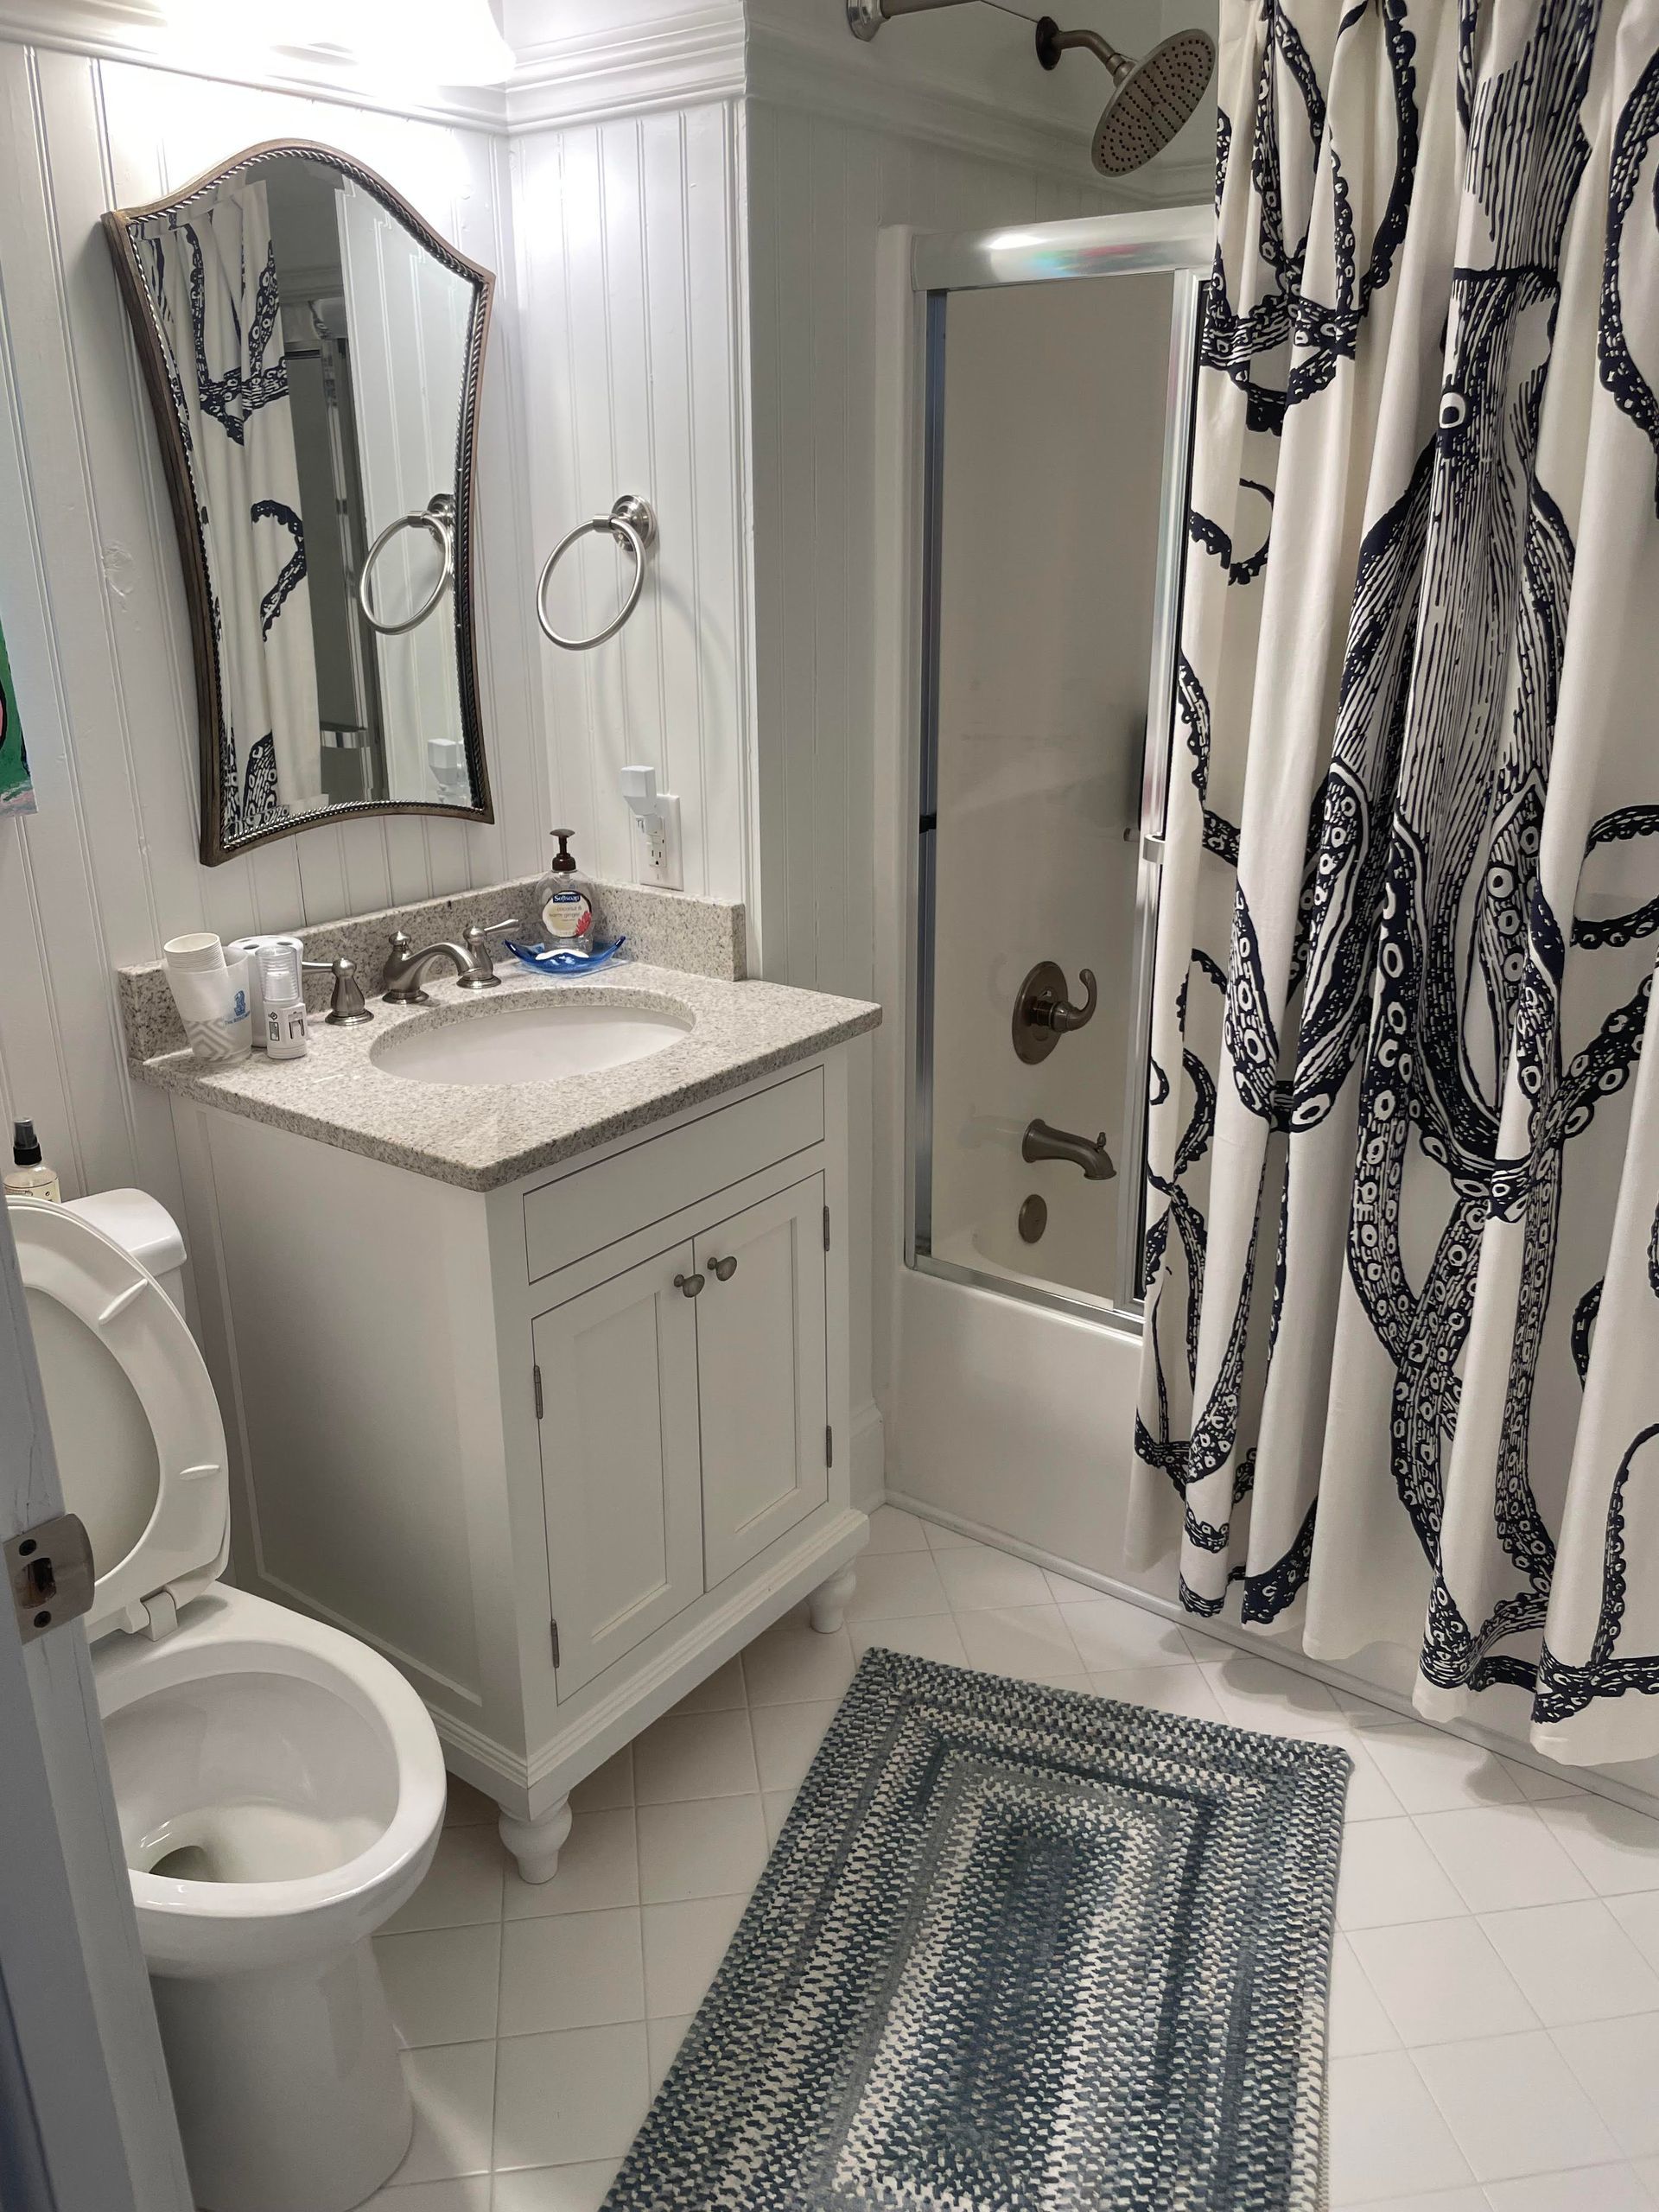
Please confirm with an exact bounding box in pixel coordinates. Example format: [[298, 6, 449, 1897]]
[[10, 1197, 228, 1639]]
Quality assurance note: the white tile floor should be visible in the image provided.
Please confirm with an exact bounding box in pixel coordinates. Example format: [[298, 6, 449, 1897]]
[[362, 1507, 1659, 2211]]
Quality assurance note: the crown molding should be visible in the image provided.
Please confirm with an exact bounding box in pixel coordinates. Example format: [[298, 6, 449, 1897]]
[[505, 4, 745, 133], [0, 0, 509, 126], [0, 0, 1207, 202]]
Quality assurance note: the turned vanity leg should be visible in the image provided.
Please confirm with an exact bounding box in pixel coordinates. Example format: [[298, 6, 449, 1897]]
[[499, 1796, 573, 1885], [808, 1566, 857, 1636]]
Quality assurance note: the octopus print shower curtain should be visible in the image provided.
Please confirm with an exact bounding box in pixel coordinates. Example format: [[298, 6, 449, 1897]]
[[1129, 0, 1659, 1764]]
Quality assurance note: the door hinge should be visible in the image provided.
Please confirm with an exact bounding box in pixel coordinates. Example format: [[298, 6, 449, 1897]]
[[6, 1513, 95, 1644], [826, 1425, 834, 1469], [550, 1618, 561, 1668], [823, 1205, 831, 1253], [532, 1363, 543, 1421]]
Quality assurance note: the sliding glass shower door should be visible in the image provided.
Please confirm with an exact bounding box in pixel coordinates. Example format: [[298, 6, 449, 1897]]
[[909, 213, 1206, 1329]]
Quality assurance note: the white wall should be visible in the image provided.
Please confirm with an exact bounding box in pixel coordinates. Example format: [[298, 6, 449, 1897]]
[[511, 94, 753, 905], [0, 38, 547, 1209]]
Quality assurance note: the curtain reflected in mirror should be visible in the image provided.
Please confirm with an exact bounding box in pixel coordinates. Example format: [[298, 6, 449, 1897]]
[[105, 143, 493, 862]]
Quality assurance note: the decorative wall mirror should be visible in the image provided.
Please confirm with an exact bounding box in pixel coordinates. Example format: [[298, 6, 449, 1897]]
[[104, 141, 494, 863]]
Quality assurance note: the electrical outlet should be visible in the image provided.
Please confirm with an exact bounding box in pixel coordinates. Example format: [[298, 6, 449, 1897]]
[[630, 791, 683, 888]]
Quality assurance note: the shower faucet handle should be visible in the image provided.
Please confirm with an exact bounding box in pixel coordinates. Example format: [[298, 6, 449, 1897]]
[[1046, 966, 1097, 1033], [1012, 961, 1097, 1064]]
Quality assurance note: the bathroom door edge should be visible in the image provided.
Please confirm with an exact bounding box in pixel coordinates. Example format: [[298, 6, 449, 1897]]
[[0, 1203, 192, 2212]]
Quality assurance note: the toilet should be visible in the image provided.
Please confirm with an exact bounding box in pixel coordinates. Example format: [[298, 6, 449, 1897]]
[[10, 1189, 447, 2212]]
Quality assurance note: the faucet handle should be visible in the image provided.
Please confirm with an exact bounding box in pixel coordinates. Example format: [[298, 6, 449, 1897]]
[[302, 955, 372, 1026], [1013, 960, 1098, 1062], [462, 916, 521, 948], [456, 916, 522, 991]]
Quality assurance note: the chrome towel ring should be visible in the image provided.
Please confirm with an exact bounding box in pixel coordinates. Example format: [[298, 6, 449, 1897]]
[[358, 493, 456, 636], [536, 495, 657, 651]]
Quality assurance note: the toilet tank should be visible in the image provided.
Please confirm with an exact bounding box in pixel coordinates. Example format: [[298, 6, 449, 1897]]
[[62, 1189, 188, 1315]]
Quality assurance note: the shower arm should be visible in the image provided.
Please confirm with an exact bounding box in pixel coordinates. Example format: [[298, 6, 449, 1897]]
[[848, 0, 1033, 35], [849, 1, 1134, 83], [849, 0, 979, 27], [1033, 18, 1134, 81]]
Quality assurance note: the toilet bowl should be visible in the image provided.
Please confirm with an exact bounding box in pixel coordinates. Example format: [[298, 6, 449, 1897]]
[[10, 1191, 447, 2212]]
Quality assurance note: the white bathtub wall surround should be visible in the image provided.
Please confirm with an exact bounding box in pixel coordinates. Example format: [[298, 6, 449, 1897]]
[[925, 273, 1173, 1312], [0, 29, 546, 1215], [118, 874, 748, 1063], [1133, 4, 1659, 1766]]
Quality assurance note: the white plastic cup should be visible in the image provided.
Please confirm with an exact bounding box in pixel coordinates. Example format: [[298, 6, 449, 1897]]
[[163, 931, 226, 973], [165, 935, 252, 1065]]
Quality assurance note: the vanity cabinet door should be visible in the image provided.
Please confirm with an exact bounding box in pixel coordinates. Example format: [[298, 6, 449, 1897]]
[[534, 1242, 704, 1697], [696, 1175, 829, 1586]]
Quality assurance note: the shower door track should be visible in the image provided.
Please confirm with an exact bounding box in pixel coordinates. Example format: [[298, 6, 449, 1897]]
[[905, 206, 1211, 1338]]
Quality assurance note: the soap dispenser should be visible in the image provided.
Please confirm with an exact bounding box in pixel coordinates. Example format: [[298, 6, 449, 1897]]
[[532, 829, 594, 951]]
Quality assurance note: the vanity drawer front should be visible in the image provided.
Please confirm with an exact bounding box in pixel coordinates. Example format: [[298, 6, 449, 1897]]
[[524, 1067, 824, 1283]]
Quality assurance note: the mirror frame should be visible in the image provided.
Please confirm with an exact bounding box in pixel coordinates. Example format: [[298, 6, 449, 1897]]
[[103, 138, 496, 865]]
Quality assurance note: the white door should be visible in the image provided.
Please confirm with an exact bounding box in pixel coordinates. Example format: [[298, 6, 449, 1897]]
[[0, 1205, 191, 2212], [696, 1175, 829, 1586], [535, 1240, 704, 1696]]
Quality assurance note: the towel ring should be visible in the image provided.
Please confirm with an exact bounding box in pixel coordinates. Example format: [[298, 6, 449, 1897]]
[[358, 493, 456, 636], [536, 495, 657, 651]]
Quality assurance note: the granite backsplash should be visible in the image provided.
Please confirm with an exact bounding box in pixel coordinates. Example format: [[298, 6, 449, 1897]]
[[118, 877, 746, 1066]]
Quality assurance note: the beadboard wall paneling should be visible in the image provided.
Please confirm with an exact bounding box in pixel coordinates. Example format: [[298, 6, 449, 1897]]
[[0, 41, 546, 1201], [512, 98, 753, 912]]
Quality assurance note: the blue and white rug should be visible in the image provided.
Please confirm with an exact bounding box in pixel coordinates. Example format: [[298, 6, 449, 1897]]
[[607, 1647, 1351, 2211]]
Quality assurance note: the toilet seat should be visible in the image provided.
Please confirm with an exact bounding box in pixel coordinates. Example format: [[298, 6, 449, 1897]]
[[10, 1195, 228, 1638]]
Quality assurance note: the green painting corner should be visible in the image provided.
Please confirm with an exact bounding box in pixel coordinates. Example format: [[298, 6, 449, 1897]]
[[0, 615, 35, 818]]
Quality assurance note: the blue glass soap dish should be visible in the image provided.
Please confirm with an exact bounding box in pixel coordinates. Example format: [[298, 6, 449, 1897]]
[[505, 934, 628, 976]]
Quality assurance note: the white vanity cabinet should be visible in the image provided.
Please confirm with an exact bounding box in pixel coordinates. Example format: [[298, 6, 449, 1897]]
[[534, 1167, 830, 1695], [169, 1047, 868, 1883]]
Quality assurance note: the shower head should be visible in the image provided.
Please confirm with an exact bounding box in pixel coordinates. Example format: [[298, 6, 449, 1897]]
[[1035, 17, 1216, 175], [846, 2, 1214, 176]]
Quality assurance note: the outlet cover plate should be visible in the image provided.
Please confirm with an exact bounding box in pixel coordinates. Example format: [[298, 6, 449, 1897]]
[[630, 791, 683, 889]]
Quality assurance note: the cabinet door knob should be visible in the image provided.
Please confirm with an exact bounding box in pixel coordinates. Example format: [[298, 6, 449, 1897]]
[[673, 1270, 705, 1299], [708, 1255, 738, 1282]]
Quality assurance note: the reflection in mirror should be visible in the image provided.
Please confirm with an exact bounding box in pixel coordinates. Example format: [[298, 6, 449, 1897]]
[[105, 143, 493, 862]]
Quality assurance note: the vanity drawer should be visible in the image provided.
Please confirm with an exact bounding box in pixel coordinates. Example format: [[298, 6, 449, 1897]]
[[523, 1066, 824, 1283]]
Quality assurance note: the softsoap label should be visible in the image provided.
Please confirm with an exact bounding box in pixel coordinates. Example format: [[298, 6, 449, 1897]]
[[542, 888, 593, 941]]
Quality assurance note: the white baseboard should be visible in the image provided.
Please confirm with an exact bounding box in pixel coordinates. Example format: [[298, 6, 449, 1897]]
[[850, 1400, 886, 1511], [884, 1487, 1659, 1823]]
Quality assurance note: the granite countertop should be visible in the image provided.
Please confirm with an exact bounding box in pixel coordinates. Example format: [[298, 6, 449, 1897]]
[[131, 960, 881, 1192]]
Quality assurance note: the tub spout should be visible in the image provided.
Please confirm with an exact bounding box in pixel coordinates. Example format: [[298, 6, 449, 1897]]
[[1021, 1118, 1116, 1180]]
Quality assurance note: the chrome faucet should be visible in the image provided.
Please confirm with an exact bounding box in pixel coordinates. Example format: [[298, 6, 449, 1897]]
[[1022, 1118, 1116, 1180], [380, 917, 519, 1005]]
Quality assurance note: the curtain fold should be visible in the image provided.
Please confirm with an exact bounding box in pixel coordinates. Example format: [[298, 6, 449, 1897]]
[[1132, 0, 1659, 1764], [137, 180, 322, 839]]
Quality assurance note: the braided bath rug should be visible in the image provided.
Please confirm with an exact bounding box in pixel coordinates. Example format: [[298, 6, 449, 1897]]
[[606, 1646, 1351, 2212]]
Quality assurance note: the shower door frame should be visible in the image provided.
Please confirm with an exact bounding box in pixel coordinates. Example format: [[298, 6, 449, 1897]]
[[906, 205, 1211, 1334]]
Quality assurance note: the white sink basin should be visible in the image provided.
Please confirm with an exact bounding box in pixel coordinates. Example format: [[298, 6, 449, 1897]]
[[372, 999, 692, 1086]]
